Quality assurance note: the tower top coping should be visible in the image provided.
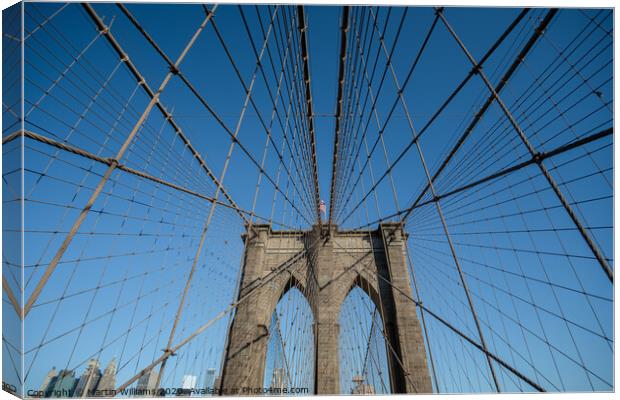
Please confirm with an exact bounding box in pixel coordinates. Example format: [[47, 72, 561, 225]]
[[241, 222, 408, 240]]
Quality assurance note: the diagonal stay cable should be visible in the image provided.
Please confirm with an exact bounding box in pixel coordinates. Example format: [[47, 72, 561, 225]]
[[435, 8, 612, 283], [414, 127, 612, 211], [209, 6, 315, 220], [152, 5, 286, 388], [328, 6, 350, 227], [2, 276, 21, 318], [297, 5, 323, 228], [8, 128, 297, 229], [400, 9, 555, 225], [116, 3, 313, 224], [81, 3, 247, 224], [23, 6, 217, 318], [366, 11, 502, 390], [331, 239, 545, 392], [115, 235, 321, 393], [350, 126, 612, 230], [341, 7, 526, 227], [337, 9, 427, 225], [339, 8, 530, 226], [351, 8, 552, 229], [239, 5, 317, 217]]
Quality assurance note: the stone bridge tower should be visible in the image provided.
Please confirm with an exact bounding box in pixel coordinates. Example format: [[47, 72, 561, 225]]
[[219, 223, 432, 394]]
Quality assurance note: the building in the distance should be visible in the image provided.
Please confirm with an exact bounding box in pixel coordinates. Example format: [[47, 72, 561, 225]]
[[39, 367, 58, 397], [203, 368, 216, 390], [95, 358, 117, 396], [176, 374, 197, 397], [48, 369, 77, 397], [181, 374, 197, 389], [351, 375, 375, 395], [135, 368, 159, 396], [270, 368, 287, 393], [73, 359, 101, 397]]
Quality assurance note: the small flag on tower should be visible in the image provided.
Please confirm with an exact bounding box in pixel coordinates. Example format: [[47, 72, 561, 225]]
[[319, 199, 326, 216]]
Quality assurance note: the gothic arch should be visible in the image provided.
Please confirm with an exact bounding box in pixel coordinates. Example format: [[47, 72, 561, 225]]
[[260, 272, 311, 327], [346, 273, 381, 314], [263, 285, 315, 392], [324, 248, 379, 319], [338, 281, 393, 394]]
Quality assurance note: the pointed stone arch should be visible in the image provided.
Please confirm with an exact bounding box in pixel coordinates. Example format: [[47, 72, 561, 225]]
[[346, 274, 382, 312], [338, 284, 392, 394], [266, 272, 312, 323], [263, 284, 315, 392]]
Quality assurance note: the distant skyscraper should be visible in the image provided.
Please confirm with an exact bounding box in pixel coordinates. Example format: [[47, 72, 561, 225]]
[[270, 368, 286, 392], [181, 375, 197, 389], [49, 369, 77, 397], [176, 375, 197, 397], [136, 368, 159, 397], [95, 358, 117, 396], [351, 375, 375, 395], [204, 368, 216, 390], [39, 367, 58, 396], [73, 359, 101, 397]]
